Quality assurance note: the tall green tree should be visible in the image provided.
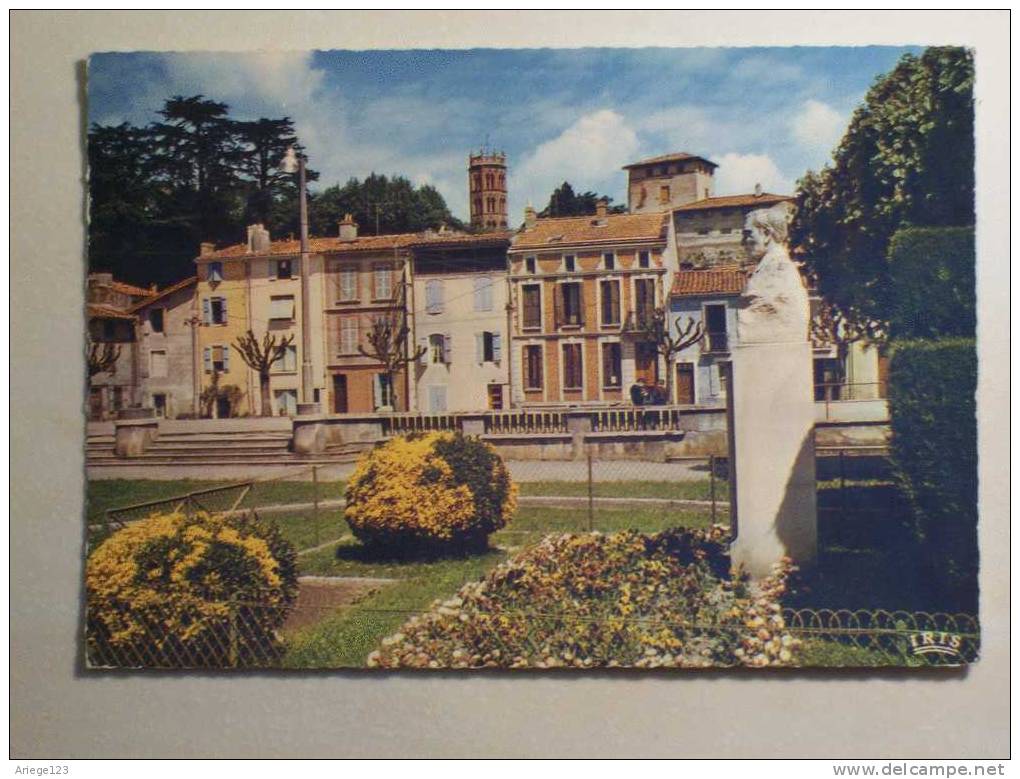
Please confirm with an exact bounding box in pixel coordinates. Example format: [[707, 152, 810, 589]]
[[790, 47, 975, 334], [539, 181, 626, 217]]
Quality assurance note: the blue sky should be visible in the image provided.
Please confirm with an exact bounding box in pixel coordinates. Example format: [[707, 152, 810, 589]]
[[89, 46, 918, 223]]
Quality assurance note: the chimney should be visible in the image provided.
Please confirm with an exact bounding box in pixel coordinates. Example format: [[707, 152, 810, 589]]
[[524, 204, 537, 230], [246, 223, 271, 254], [338, 213, 358, 241], [199, 242, 215, 257], [754, 182, 763, 197], [595, 197, 609, 219]]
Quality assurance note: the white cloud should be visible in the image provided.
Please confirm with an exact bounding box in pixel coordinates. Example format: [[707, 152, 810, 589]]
[[512, 109, 639, 219], [791, 99, 845, 153], [711, 152, 794, 196]]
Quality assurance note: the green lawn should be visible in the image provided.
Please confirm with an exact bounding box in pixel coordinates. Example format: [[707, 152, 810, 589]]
[[519, 479, 728, 501]]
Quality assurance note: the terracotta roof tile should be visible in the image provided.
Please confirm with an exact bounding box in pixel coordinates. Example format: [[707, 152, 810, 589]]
[[131, 276, 197, 311], [623, 152, 717, 170], [511, 212, 666, 251], [201, 232, 423, 259], [407, 231, 514, 249], [87, 303, 137, 321], [670, 267, 748, 297], [673, 193, 793, 212], [108, 280, 155, 297]]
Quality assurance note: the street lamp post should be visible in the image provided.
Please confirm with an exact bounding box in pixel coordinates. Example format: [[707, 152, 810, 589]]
[[283, 146, 320, 415]]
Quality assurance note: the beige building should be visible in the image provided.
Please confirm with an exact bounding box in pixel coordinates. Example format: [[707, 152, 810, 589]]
[[409, 231, 513, 412], [623, 152, 718, 215], [131, 277, 199, 418]]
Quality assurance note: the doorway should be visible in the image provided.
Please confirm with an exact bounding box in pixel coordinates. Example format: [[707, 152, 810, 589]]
[[635, 342, 659, 384], [332, 374, 348, 413], [676, 363, 695, 404], [215, 395, 232, 419]]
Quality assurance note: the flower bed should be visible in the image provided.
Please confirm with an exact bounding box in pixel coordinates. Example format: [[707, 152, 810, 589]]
[[368, 526, 800, 669]]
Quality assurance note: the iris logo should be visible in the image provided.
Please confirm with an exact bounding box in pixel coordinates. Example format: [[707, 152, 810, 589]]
[[909, 631, 963, 660]]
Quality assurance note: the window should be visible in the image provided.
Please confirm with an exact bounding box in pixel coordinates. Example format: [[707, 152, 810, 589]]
[[340, 317, 359, 354], [153, 393, 167, 417], [476, 331, 502, 363], [339, 267, 358, 302], [638, 251, 650, 269], [274, 389, 298, 417], [425, 280, 444, 314], [112, 386, 124, 411], [208, 262, 223, 282], [524, 345, 543, 390], [600, 279, 621, 326], [473, 276, 494, 312], [373, 264, 393, 300], [522, 284, 541, 330], [603, 252, 615, 271], [427, 385, 448, 413], [269, 295, 295, 321], [203, 345, 230, 373], [704, 304, 729, 352], [274, 258, 294, 279], [525, 256, 536, 274], [557, 282, 583, 327], [429, 333, 448, 364], [102, 320, 116, 340], [204, 297, 227, 325], [149, 308, 164, 333], [564, 255, 576, 272], [659, 185, 671, 204], [562, 343, 583, 390], [602, 342, 622, 388], [149, 349, 167, 378], [275, 344, 297, 373], [634, 278, 656, 327], [374, 373, 393, 410]]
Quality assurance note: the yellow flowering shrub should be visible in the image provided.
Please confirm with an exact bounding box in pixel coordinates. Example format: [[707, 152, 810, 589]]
[[345, 432, 517, 551], [85, 510, 298, 668]]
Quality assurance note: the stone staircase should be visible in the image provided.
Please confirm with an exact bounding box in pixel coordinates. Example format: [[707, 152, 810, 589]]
[[87, 427, 373, 467]]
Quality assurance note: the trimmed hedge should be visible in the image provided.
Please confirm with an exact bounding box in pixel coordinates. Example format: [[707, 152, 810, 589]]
[[344, 432, 517, 552], [887, 338, 977, 611], [887, 226, 975, 340]]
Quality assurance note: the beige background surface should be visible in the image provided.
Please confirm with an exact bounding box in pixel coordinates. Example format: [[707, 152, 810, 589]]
[[10, 10, 1011, 758]]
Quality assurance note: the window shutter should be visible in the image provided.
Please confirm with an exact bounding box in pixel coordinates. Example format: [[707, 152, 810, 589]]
[[220, 297, 227, 322], [475, 333, 484, 363], [553, 286, 563, 328], [203, 347, 212, 373], [577, 285, 585, 325], [493, 333, 502, 363], [443, 332, 453, 363], [418, 335, 429, 364], [202, 298, 210, 324], [223, 346, 230, 372]]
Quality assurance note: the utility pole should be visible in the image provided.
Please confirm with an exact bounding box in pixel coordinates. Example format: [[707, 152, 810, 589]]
[[284, 146, 320, 414]]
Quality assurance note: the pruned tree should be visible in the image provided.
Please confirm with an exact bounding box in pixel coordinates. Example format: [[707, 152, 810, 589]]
[[231, 329, 295, 416], [641, 308, 705, 403], [357, 284, 425, 412], [810, 300, 887, 399], [87, 338, 121, 379]]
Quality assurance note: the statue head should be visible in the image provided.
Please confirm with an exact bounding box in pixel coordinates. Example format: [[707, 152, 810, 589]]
[[744, 204, 790, 259]]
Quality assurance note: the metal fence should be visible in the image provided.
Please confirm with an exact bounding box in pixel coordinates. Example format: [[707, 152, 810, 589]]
[[85, 600, 979, 670]]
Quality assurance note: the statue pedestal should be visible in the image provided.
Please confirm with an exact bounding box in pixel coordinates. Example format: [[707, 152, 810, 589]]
[[728, 341, 817, 578]]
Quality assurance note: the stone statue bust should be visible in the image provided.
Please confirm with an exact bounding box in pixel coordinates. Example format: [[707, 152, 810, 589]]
[[737, 204, 810, 345]]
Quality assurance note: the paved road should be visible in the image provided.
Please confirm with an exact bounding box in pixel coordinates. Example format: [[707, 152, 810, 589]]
[[87, 459, 712, 483]]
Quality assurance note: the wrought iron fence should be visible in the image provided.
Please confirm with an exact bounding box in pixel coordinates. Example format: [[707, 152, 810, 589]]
[[85, 599, 978, 670]]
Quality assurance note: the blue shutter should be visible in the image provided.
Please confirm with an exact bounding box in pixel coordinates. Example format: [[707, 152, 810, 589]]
[[444, 332, 452, 364], [203, 347, 212, 373], [493, 333, 502, 363], [223, 345, 230, 372], [202, 298, 210, 324], [219, 297, 227, 323]]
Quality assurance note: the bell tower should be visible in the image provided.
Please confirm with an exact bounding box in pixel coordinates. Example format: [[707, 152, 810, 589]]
[[468, 150, 508, 231]]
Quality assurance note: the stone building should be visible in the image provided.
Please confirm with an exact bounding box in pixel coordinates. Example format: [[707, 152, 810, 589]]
[[468, 151, 508, 231], [671, 188, 795, 268], [86, 274, 153, 420], [130, 276, 199, 418], [623, 152, 718, 214], [507, 200, 670, 406], [408, 230, 513, 412]]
